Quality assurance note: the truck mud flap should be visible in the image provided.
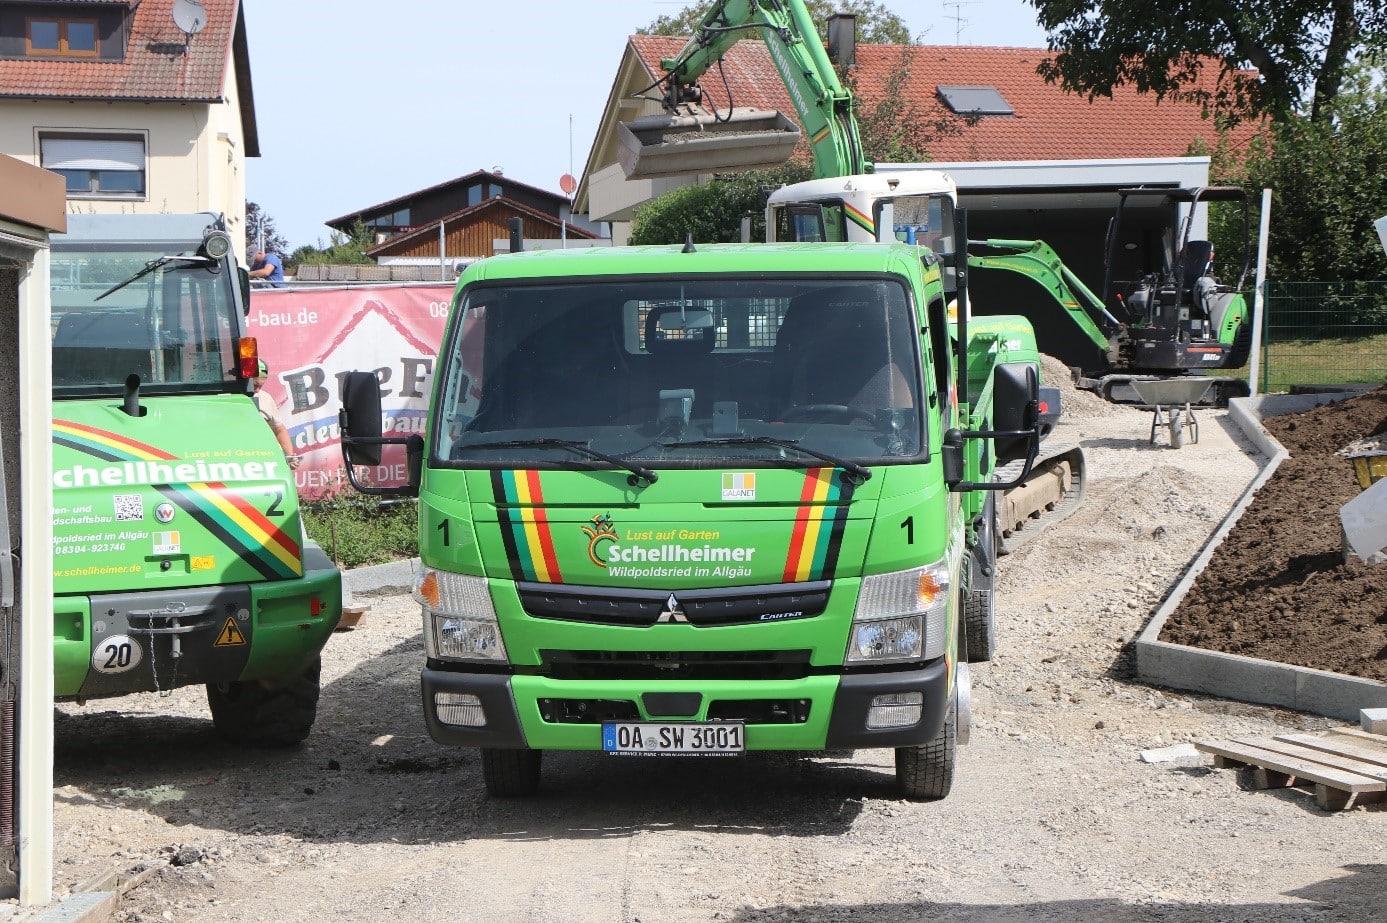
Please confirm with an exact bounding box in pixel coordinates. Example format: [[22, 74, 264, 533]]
[[995, 441, 1087, 555]]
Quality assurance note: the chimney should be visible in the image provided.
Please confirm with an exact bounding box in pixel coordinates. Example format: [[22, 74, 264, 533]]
[[827, 13, 857, 68]]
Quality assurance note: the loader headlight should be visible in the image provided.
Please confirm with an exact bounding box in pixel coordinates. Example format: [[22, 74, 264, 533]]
[[415, 568, 508, 662], [847, 559, 951, 663]]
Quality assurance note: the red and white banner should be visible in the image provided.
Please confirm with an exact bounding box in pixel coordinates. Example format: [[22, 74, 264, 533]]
[[246, 284, 454, 500]]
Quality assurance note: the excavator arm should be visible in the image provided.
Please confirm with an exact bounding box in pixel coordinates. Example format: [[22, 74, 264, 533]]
[[619, 0, 866, 180], [967, 238, 1122, 366]]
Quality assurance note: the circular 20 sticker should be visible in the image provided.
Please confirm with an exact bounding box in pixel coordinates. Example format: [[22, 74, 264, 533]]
[[92, 634, 144, 674]]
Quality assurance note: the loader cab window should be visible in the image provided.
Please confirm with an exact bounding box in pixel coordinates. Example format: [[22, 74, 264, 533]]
[[883, 195, 954, 257], [774, 203, 847, 243], [49, 243, 239, 395], [433, 276, 924, 470]]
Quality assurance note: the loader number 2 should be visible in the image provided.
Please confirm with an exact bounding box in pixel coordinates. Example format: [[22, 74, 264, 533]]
[[91, 633, 143, 674], [901, 516, 914, 544]]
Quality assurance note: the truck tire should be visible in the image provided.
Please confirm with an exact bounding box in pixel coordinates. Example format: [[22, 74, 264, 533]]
[[206, 656, 321, 748], [481, 748, 542, 796], [963, 496, 999, 662], [963, 568, 997, 663], [894, 701, 956, 801]]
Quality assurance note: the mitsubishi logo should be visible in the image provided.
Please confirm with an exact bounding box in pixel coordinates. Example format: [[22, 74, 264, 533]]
[[654, 593, 689, 624]]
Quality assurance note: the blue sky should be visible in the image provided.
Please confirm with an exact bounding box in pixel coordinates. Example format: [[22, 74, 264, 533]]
[[241, 0, 1048, 251]]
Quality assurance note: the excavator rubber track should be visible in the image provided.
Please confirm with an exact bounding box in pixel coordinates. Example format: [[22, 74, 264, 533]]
[[995, 440, 1087, 555]]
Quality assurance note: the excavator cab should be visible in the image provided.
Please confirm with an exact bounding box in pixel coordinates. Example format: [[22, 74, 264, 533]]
[[1101, 186, 1254, 374]]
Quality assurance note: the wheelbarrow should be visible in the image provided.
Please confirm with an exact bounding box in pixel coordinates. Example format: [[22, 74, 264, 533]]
[[1128, 377, 1217, 448]]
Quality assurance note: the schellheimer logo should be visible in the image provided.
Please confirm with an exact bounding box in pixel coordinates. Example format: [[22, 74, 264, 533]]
[[582, 513, 618, 567], [580, 513, 756, 578], [53, 459, 282, 488]]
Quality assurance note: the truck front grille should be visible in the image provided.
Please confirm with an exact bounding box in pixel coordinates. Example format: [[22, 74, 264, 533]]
[[517, 580, 831, 627], [535, 696, 811, 725], [538, 649, 814, 681]]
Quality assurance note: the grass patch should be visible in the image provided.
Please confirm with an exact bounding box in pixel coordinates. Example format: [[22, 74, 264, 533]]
[[302, 495, 418, 570], [1262, 334, 1387, 392]]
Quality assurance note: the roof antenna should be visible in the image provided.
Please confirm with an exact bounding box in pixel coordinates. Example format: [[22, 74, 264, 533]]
[[682, 233, 697, 253]]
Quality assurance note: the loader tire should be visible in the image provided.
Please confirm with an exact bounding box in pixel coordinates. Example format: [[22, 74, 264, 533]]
[[895, 700, 956, 801], [207, 656, 321, 748], [482, 748, 542, 797]]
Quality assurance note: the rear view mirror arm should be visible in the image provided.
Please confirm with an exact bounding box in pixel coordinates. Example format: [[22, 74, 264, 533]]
[[339, 432, 423, 497]]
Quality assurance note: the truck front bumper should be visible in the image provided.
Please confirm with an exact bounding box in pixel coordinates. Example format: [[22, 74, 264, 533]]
[[420, 657, 950, 751]]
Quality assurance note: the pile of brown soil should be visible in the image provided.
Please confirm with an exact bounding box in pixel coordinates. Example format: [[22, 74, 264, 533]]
[[1159, 387, 1387, 682]]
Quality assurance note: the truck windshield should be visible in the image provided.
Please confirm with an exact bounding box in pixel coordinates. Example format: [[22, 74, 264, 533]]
[[434, 276, 924, 469], [50, 243, 239, 394]]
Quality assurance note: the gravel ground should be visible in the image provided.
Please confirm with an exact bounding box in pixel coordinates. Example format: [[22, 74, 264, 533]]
[[17, 386, 1387, 922]]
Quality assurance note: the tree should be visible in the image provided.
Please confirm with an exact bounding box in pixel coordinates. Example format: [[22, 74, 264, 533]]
[[629, 164, 811, 246], [1239, 54, 1387, 282], [1029, 1, 1387, 125], [292, 221, 377, 267], [642, 0, 912, 44], [244, 202, 288, 258]]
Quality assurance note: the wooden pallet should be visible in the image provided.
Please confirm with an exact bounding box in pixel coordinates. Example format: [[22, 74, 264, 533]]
[[1195, 728, 1387, 810]]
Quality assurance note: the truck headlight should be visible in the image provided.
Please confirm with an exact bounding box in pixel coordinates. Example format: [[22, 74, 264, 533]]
[[847, 559, 951, 664], [415, 568, 508, 662]]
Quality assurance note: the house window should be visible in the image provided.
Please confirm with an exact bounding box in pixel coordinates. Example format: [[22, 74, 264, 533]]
[[40, 134, 146, 198], [27, 17, 98, 57]]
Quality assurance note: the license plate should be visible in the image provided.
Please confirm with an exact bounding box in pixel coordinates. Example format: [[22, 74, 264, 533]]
[[601, 721, 745, 756]]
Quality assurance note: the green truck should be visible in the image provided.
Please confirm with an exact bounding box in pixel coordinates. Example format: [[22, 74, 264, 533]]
[[338, 235, 1052, 798], [51, 213, 341, 746]]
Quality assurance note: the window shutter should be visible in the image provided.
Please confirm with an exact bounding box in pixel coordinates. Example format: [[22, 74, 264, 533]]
[[41, 137, 144, 172]]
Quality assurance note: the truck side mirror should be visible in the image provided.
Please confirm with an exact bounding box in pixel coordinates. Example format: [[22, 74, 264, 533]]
[[338, 370, 421, 497], [992, 363, 1039, 464], [238, 268, 251, 314], [340, 371, 384, 467]]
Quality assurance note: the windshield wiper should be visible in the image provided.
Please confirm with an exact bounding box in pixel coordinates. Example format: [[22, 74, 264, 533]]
[[95, 255, 214, 302], [457, 438, 658, 486], [658, 435, 872, 483]]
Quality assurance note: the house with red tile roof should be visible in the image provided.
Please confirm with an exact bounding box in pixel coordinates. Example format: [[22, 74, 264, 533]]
[[0, 0, 258, 254], [578, 34, 1261, 251]]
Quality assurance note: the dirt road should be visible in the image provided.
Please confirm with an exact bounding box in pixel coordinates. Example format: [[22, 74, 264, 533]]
[[28, 394, 1387, 922]]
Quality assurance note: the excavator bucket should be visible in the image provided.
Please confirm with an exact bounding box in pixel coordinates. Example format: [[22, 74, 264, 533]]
[[617, 108, 801, 180]]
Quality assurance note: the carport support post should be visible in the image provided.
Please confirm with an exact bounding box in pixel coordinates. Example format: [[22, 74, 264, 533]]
[[1246, 187, 1272, 397]]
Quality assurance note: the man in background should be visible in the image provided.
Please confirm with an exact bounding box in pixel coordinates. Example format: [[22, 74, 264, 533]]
[[249, 248, 287, 288]]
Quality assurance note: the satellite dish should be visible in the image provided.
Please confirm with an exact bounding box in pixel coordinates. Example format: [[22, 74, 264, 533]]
[[171, 0, 208, 37]]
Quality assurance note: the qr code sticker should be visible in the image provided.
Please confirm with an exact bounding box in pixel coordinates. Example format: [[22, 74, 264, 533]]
[[113, 494, 144, 522]]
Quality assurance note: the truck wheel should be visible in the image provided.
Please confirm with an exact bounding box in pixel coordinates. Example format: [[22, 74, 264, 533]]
[[894, 701, 956, 801], [963, 498, 999, 663], [206, 656, 321, 748], [963, 572, 997, 663], [481, 748, 542, 796]]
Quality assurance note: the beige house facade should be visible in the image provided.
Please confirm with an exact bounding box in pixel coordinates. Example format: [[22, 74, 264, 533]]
[[0, 0, 259, 254]]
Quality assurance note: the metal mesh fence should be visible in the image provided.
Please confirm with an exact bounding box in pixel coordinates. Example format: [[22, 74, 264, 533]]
[[1259, 280, 1387, 393]]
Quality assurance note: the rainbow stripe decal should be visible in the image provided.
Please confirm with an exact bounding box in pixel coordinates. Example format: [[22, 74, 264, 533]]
[[844, 201, 875, 236], [492, 470, 563, 583], [783, 468, 856, 582], [53, 419, 301, 579]]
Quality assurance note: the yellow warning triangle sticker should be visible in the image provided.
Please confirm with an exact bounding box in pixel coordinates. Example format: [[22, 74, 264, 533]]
[[214, 617, 247, 647]]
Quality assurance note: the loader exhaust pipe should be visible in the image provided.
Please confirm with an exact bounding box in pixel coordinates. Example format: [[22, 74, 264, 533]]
[[617, 108, 801, 180]]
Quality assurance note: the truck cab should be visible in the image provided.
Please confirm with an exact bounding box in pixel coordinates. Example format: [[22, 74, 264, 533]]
[[340, 241, 1044, 798]]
